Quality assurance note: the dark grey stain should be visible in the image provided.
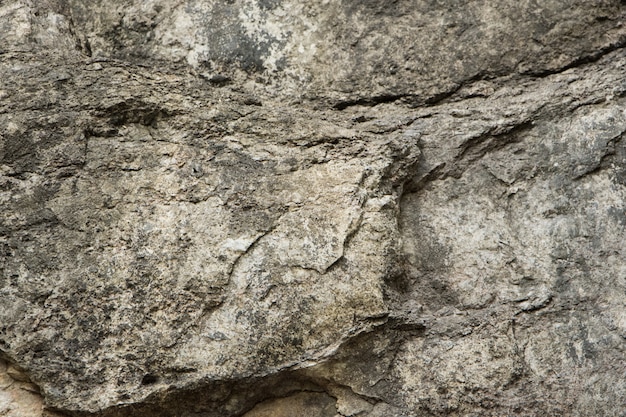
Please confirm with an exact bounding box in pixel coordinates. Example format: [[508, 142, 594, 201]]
[[189, 2, 286, 73]]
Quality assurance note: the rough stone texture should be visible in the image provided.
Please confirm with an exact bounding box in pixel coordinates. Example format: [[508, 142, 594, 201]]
[[1, 0, 626, 416], [0, 359, 43, 417]]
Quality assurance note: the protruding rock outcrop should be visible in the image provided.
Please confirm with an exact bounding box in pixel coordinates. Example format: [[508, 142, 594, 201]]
[[1, 1, 625, 415]]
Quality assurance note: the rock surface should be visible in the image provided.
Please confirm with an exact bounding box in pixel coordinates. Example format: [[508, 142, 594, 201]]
[[1, 0, 626, 416]]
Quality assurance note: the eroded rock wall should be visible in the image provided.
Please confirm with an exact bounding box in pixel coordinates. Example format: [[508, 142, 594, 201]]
[[1, 1, 625, 416]]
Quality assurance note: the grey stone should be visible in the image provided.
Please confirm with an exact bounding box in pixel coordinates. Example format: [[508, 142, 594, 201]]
[[1, 0, 626, 416]]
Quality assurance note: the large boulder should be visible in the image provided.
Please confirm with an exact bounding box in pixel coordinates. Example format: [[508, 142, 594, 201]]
[[1, 1, 625, 415]]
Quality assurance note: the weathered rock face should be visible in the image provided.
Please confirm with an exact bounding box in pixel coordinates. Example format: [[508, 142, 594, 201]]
[[1, 1, 625, 416]]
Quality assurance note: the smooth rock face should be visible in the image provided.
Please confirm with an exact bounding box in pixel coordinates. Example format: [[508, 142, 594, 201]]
[[1, 1, 625, 416]]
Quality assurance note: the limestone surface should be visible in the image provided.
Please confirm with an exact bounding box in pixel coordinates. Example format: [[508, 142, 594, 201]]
[[1, 1, 625, 416]]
